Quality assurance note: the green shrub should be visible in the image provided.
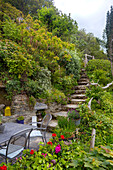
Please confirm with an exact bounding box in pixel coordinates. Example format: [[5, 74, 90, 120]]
[[100, 92, 113, 113], [42, 87, 67, 104], [86, 59, 112, 86], [59, 49, 81, 79], [1, 137, 113, 169], [86, 59, 111, 72]]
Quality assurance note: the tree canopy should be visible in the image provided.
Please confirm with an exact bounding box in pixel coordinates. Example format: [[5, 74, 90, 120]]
[[105, 6, 113, 76]]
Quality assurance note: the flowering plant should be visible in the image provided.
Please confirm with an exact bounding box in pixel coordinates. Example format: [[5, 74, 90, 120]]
[[0, 165, 7, 170], [67, 109, 81, 120]]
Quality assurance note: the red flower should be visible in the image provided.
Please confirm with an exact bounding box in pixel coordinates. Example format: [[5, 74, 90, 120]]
[[52, 133, 56, 137], [30, 149, 34, 155], [47, 141, 53, 146], [0, 165, 7, 170], [61, 135, 64, 139]]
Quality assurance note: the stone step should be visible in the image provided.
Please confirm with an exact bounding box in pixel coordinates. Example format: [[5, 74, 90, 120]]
[[71, 99, 86, 104], [51, 111, 68, 119], [75, 85, 86, 90], [78, 81, 88, 85], [48, 120, 58, 132], [63, 104, 79, 111], [78, 78, 89, 82], [75, 90, 86, 94], [80, 75, 88, 78], [71, 94, 86, 99], [81, 69, 86, 72]]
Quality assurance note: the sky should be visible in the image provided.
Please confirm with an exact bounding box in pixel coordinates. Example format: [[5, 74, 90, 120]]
[[54, 0, 112, 39]]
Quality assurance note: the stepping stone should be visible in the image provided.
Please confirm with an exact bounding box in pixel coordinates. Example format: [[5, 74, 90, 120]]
[[75, 90, 86, 94], [75, 85, 86, 90], [78, 78, 89, 82], [78, 82, 88, 85], [48, 120, 58, 131], [71, 99, 86, 104], [71, 94, 86, 99], [63, 104, 79, 110], [80, 75, 88, 78], [51, 111, 68, 119], [81, 69, 86, 72]]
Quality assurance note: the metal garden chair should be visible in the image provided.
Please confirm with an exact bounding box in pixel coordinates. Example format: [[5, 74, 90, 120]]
[[0, 128, 32, 164], [28, 113, 52, 146]]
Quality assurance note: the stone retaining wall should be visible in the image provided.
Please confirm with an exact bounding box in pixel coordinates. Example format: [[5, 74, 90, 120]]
[[1, 94, 63, 124]]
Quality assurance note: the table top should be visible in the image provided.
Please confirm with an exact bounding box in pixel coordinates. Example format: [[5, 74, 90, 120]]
[[0, 122, 35, 144]]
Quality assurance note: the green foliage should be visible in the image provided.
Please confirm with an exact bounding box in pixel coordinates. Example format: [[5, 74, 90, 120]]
[[52, 72, 78, 95], [86, 59, 111, 72], [17, 116, 24, 120], [86, 59, 112, 85], [41, 87, 67, 105], [100, 92, 113, 112], [1, 138, 113, 169], [59, 49, 81, 79], [5, 79, 24, 100], [79, 104, 113, 145], [3, 0, 54, 16], [26, 67, 51, 98], [28, 96, 36, 109], [37, 7, 78, 42], [67, 109, 81, 119], [71, 145, 113, 169], [0, 40, 33, 76], [73, 29, 107, 59], [105, 6, 113, 61]]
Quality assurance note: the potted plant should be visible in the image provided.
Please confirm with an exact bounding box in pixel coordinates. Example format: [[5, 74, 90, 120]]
[[67, 109, 81, 125], [16, 116, 24, 124], [54, 117, 76, 140], [0, 113, 5, 133]]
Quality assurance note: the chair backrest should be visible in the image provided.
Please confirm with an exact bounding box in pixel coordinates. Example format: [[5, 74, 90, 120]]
[[40, 113, 52, 130], [6, 128, 32, 156], [32, 116, 37, 126]]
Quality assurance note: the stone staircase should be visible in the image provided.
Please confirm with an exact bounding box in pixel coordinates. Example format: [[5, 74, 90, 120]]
[[48, 69, 89, 131]]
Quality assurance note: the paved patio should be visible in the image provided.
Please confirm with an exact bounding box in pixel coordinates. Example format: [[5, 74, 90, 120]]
[[0, 131, 52, 164]]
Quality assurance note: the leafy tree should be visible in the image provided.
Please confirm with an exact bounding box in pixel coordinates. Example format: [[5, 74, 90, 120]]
[[37, 7, 78, 42], [73, 29, 107, 59], [105, 6, 113, 76], [2, 0, 54, 15]]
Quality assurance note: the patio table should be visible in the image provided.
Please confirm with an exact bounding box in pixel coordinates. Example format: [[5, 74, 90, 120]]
[[0, 122, 35, 145]]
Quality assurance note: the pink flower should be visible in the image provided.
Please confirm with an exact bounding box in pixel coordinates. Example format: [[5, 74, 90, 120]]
[[42, 153, 47, 157], [55, 144, 61, 154]]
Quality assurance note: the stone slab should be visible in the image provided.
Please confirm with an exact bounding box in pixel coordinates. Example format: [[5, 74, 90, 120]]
[[51, 111, 68, 118], [75, 85, 86, 90], [71, 94, 86, 99], [64, 104, 79, 110], [75, 90, 86, 94], [48, 120, 58, 131], [71, 99, 86, 104]]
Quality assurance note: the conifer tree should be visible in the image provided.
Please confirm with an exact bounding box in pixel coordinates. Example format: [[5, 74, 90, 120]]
[[105, 6, 113, 76]]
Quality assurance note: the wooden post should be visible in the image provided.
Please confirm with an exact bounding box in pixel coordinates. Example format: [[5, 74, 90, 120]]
[[84, 54, 88, 67], [76, 128, 79, 140], [90, 128, 96, 150]]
